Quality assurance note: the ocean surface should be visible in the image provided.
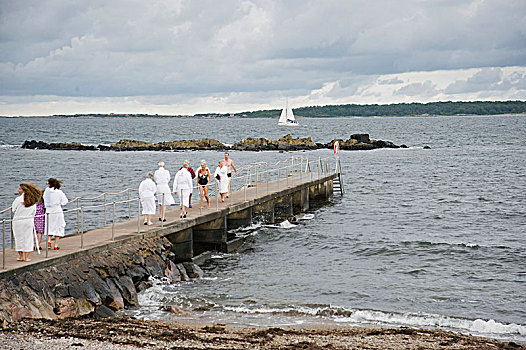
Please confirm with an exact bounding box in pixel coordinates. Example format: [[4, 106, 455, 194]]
[[0, 115, 525, 341]]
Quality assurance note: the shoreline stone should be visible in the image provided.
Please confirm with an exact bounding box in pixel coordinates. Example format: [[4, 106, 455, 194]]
[[22, 133, 407, 152], [0, 237, 201, 323]]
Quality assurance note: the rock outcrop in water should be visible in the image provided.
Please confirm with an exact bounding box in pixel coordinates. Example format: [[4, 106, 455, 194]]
[[0, 237, 202, 322], [22, 134, 407, 152]]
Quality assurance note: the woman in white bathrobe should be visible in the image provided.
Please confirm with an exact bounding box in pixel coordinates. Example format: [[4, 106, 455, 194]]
[[154, 161, 175, 222], [139, 172, 157, 225], [173, 161, 193, 218], [43, 178, 68, 250], [12, 183, 40, 262], [214, 160, 229, 202]]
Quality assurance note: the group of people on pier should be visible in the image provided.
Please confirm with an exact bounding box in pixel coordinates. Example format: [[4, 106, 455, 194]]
[[9, 152, 237, 263], [139, 152, 237, 225], [11, 178, 68, 262]]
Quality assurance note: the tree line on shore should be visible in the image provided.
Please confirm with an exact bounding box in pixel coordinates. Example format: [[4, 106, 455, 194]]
[[243, 100, 526, 118]]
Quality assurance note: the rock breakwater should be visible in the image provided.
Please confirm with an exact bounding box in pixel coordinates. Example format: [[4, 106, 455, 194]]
[[22, 134, 407, 152], [0, 237, 202, 322]]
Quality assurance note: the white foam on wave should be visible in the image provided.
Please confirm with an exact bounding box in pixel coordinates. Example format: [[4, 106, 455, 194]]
[[224, 305, 295, 314], [297, 213, 315, 220], [334, 309, 526, 337], [220, 304, 526, 338], [279, 220, 297, 229]]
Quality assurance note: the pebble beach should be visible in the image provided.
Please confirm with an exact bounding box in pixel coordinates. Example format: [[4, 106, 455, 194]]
[[1, 318, 524, 350]]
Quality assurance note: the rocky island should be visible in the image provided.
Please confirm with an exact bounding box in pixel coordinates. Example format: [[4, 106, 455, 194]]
[[22, 134, 407, 152]]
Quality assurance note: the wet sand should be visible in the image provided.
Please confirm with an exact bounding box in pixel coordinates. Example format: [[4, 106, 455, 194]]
[[1, 318, 524, 350]]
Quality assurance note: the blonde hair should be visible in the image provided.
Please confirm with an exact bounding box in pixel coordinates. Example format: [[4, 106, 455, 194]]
[[158, 161, 165, 167], [201, 160, 206, 166], [147, 172, 154, 178]]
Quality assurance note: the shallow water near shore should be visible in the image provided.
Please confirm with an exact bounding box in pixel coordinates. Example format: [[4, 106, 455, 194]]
[[1, 115, 525, 342]]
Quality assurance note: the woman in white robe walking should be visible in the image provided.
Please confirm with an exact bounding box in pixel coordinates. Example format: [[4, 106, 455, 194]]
[[173, 160, 193, 218], [43, 178, 68, 250], [139, 172, 157, 225], [154, 161, 175, 222], [214, 160, 229, 202], [12, 183, 41, 262]]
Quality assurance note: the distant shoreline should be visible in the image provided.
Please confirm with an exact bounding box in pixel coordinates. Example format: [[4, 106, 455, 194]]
[[1, 100, 525, 119], [2, 112, 526, 119]]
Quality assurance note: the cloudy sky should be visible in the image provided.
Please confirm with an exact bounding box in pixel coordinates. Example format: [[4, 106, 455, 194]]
[[1, 0, 526, 116]]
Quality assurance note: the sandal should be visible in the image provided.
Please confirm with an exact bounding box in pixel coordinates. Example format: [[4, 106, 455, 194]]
[[54, 247, 60, 250], [48, 242, 52, 248]]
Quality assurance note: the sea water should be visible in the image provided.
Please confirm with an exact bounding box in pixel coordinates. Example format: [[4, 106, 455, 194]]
[[0, 115, 524, 341]]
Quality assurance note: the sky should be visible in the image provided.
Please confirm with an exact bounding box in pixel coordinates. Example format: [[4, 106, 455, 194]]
[[1, 0, 526, 116]]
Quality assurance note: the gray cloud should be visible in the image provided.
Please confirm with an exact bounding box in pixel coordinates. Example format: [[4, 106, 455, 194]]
[[395, 81, 437, 97], [444, 68, 517, 94], [378, 77, 403, 85], [0, 0, 525, 110]]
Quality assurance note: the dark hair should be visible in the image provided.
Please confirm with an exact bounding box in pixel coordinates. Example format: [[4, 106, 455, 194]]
[[20, 183, 41, 207], [48, 178, 61, 189]]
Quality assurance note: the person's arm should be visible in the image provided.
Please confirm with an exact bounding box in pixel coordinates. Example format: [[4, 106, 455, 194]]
[[172, 173, 179, 194], [60, 191, 68, 206], [187, 172, 193, 189], [231, 161, 237, 176], [206, 169, 211, 185]]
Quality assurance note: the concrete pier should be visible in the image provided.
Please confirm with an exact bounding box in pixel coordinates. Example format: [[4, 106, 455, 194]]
[[1, 171, 338, 275], [0, 169, 339, 322]]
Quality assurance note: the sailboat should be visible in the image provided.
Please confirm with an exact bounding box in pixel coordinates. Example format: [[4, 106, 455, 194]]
[[278, 99, 298, 126]]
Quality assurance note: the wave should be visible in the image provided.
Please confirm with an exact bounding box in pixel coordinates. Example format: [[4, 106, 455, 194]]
[[221, 304, 525, 339], [401, 240, 480, 249], [335, 309, 526, 338], [279, 220, 297, 229], [297, 213, 315, 220]]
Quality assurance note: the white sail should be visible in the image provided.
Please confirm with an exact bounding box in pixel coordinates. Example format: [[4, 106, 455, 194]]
[[278, 108, 288, 124], [278, 99, 298, 126], [286, 107, 295, 122]]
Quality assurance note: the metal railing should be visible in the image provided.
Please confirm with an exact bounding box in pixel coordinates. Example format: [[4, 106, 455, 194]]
[[1, 154, 339, 269]]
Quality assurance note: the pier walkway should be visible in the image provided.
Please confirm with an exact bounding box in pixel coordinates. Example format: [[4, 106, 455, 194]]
[[0, 155, 343, 278]]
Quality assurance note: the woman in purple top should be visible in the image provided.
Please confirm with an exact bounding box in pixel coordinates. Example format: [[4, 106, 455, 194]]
[[34, 188, 45, 250]]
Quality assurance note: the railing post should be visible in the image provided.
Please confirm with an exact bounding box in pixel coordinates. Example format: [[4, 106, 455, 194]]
[[318, 157, 321, 179], [45, 212, 50, 257], [128, 190, 131, 218], [255, 167, 258, 197], [104, 193, 107, 225], [112, 201, 116, 241], [286, 165, 289, 187], [301, 157, 303, 176], [244, 174, 247, 201], [137, 197, 141, 235], [215, 181, 219, 209], [161, 193, 165, 228], [2, 219, 5, 269], [10, 210, 13, 250], [76, 200, 80, 235], [266, 165, 269, 194], [80, 208, 84, 249]]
